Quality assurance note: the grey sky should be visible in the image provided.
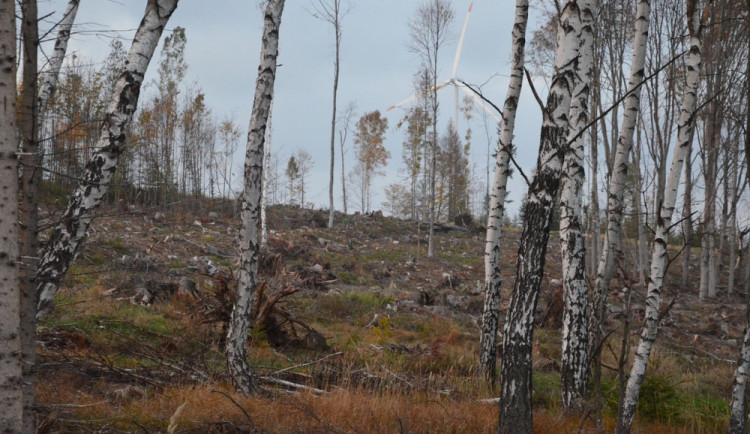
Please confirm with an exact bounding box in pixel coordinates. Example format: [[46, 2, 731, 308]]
[[38, 0, 548, 219]]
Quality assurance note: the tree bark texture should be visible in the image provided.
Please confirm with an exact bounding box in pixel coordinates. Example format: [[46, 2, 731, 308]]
[[18, 1, 38, 430], [590, 0, 651, 394], [682, 138, 693, 288], [37, 0, 79, 116], [479, 0, 528, 383], [226, 0, 285, 395], [728, 2, 750, 431], [35, 0, 179, 318], [559, 0, 596, 413], [261, 99, 273, 251], [498, 2, 582, 432], [617, 2, 705, 431], [730, 306, 750, 434], [0, 0, 22, 429]]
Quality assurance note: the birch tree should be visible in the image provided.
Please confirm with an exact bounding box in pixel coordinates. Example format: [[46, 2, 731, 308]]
[[729, 9, 750, 429], [18, 1, 39, 430], [478, 0, 528, 383], [498, 2, 584, 431], [617, 1, 708, 431], [409, 0, 453, 258], [225, 0, 285, 395], [589, 0, 651, 420], [338, 102, 356, 214], [0, 0, 22, 429], [38, 0, 79, 116], [36, 0, 179, 318], [559, 0, 596, 413], [731, 287, 750, 434], [310, 0, 347, 229]]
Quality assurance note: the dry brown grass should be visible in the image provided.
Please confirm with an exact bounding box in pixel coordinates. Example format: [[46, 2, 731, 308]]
[[38, 378, 701, 433]]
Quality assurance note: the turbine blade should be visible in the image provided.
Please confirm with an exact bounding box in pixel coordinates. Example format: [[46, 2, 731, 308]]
[[386, 94, 419, 112], [387, 80, 451, 111], [452, 1, 473, 78], [457, 82, 501, 123]]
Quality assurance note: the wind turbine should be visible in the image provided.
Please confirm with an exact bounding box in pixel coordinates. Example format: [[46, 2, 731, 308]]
[[387, 2, 501, 128]]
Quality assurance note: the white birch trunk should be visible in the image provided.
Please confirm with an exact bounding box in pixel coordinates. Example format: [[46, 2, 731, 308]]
[[559, 0, 596, 412], [35, 0, 178, 318], [37, 0, 78, 116], [261, 99, 273, 251], [340, 129, 347, 214], [682, 139, 694, 288], [498, 2, 583, 431], [728, 184, 737, 295], [729, 17, 750, 431], [478, 0, 528, 382], [589, 97, 601, 278], [327, 5, 341, 229], [226, 0, 285, 395], [730, 306, 750, 434], [618, 3, 705, 431], [0, 2, 22, 430], [591, 0, 651, 366]]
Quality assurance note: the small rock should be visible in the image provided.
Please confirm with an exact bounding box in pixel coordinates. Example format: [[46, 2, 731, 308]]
[[177, 277, 200, 299], [301, 331, 328, 351], [445, 294, 468, 310], [132, 287, 153, 305]]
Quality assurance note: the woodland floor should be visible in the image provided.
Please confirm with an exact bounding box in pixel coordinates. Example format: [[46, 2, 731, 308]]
[[34, 204, 747, 433]]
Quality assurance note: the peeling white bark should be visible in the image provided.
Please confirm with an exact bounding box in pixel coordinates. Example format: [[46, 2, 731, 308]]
[[0, 1, 22, 429], [591, 0, 651, 372], [37, 0, 79, 116], [35, 0, 179, 318], [730, 307, 750, 434], [498, 2, 583, 432], [732, 18, 750, 432], [618, 3, 705, 431], [479, 0, 528, 383], [226, 0, 285, 395], [260, 99, 273, 251], [559, 0, 596, 413]]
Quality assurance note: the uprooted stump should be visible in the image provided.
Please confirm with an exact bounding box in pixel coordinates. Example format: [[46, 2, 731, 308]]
[[258, 250, 284, 276], [193, 271, 327, 351], [253, 283, 328, 351]]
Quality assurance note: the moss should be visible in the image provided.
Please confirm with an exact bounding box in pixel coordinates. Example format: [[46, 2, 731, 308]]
[[106, 237, 127, 252]]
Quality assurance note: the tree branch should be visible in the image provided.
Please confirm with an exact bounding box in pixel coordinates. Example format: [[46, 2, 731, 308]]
[[524, 67, 547, 117]]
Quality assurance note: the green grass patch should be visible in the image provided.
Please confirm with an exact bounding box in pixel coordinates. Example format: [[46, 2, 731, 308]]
[[316, 291, 395, 323]]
